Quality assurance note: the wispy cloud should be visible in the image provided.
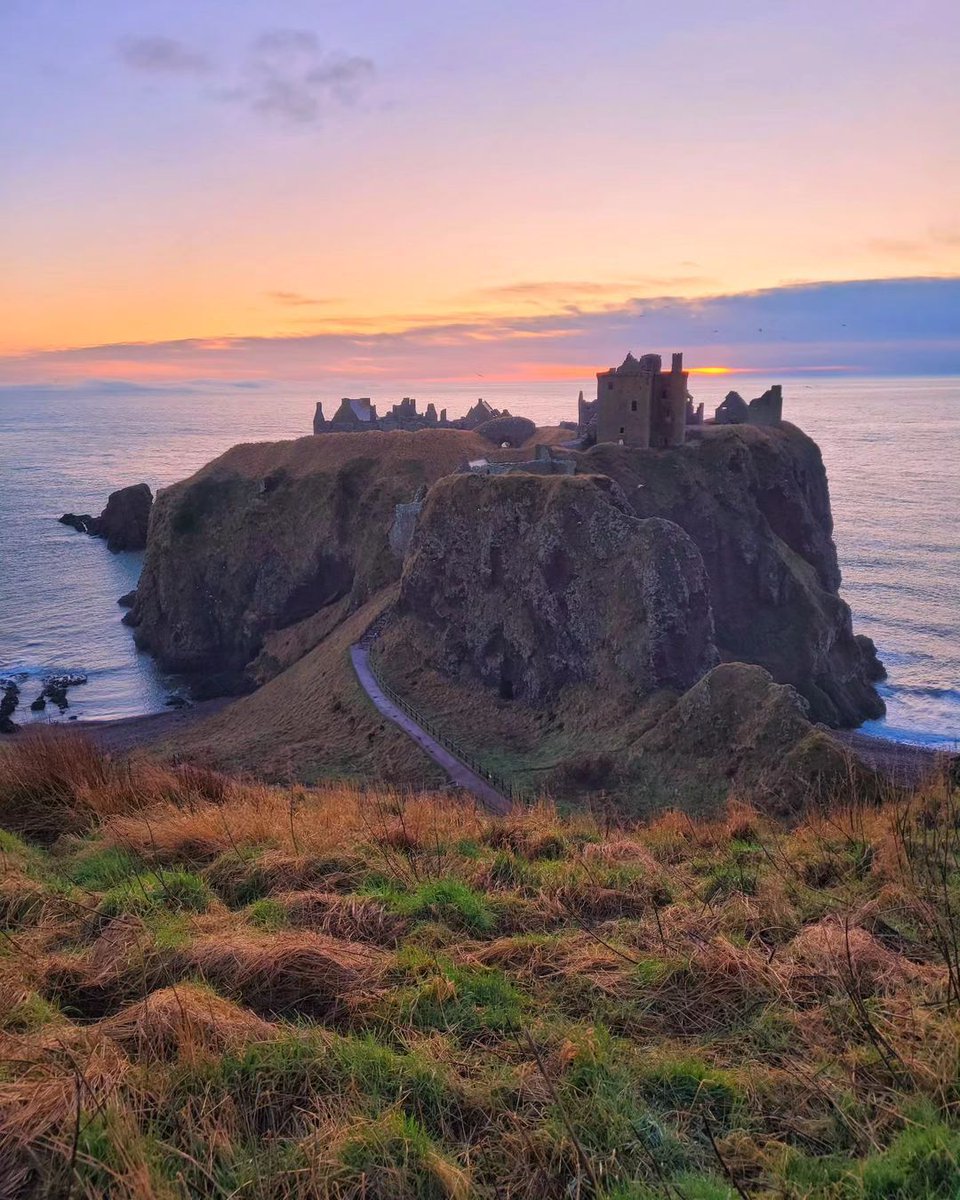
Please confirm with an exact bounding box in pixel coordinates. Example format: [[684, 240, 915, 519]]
[[473, 276, 714, 304], [266, 290, 340, 308], [118, 36, 212, 75], [118, 28, 375, 127]]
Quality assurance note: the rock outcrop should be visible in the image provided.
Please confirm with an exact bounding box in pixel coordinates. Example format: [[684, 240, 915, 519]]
[[60, 483, 153, 552], [580, 424, 884, 725], [129, 431, 490, 690], [637, 662, 865, 813], [397, 472, 718, 701]]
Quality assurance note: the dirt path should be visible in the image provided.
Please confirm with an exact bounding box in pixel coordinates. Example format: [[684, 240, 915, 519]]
[[350, 645, 511, 814]]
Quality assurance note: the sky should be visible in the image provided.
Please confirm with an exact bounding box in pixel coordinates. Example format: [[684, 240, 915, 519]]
[[2, 0, 958, 387]]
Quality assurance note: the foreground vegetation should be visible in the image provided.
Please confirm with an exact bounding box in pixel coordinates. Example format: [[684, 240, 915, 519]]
[[1, 736, 959, 1198]]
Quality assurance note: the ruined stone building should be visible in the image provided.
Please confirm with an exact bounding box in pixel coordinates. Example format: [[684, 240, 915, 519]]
[[578, 352, 689, 448], [715, 386, 783, 427], [313, 395, 510, 435]]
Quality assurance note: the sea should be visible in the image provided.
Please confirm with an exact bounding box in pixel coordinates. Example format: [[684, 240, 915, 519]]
[[1, 377, 958, 748]]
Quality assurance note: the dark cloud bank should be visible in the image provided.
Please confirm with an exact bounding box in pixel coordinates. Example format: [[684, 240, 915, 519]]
[[4, 277, 959, 387]]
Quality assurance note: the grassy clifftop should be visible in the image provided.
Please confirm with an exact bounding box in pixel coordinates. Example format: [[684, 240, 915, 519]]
[[2, 736, 960, 1197]]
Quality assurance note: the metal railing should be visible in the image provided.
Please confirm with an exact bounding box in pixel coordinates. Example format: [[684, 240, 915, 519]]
[[359, 611, 530, 805]]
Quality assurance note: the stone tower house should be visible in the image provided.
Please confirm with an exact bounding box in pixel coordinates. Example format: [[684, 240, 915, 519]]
[[589, 352, 688, 448]]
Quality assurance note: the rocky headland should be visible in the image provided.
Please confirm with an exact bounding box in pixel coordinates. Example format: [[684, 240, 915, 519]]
[[114, 419, 892, 810]]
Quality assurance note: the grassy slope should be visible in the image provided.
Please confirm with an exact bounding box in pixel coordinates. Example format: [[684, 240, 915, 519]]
[[2, 737, 960, 1198], [375, 617, 683, 811], [155, 588, 446, 788]]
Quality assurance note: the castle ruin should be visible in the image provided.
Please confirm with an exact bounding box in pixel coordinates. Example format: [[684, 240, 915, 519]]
[[714, 386, 783, 427], [578, 352, 784, 446], [313, 395, 510, 435], [312, 352, 784, 450], [578, 352, 688, 448]]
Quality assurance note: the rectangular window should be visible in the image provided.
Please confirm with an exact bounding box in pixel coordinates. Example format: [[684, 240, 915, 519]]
[[631, 400, 638, 412], [619, 426, 625, 435]]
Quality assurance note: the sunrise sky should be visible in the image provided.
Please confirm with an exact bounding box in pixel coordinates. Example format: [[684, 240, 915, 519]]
[[2, 0, 959, 386]]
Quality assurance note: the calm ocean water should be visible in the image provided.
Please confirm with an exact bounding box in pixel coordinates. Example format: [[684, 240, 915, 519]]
[[1, 377, 957, 747]]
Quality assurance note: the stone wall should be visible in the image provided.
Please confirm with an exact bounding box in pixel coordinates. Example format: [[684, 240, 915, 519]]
[[389, 500, 425, 559]]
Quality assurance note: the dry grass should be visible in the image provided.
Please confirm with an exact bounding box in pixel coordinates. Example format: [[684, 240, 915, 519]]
[[182, 930, 382, 1019], [1, 736, 960, 1197], [99, 983, 275, 1061]]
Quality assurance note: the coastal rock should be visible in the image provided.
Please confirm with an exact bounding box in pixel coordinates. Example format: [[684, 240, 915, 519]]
[[94, 483, 153, 551], [1, 682, 20, 733], [129, 430, 491, 691], [129, 422, 883, 730], [580, 424, 885, 725], [117, 590, 138, 609], [59, 484, 153, 551], [34, 673, 88, 712], [59, 513, 95, 534], [397, 472, 718, 701]]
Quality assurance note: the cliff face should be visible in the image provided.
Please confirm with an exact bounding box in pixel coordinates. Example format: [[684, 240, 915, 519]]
[[398, 472, 718, 700], [129, 431, 487, 687], [580, 424, 884, 725]]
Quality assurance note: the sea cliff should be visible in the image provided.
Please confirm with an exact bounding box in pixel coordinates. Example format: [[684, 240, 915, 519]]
[[126, 421, 886, 796]]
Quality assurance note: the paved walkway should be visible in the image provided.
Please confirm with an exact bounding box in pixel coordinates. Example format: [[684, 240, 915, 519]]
[[350, 645, 511, 814]]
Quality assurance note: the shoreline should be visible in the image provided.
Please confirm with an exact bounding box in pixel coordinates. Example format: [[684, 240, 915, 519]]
[[16, 698, 232, 755], [10, 697, 953, 788]]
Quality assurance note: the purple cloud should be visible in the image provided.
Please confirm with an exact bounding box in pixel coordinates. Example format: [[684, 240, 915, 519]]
[[118, 36, 212, 75]]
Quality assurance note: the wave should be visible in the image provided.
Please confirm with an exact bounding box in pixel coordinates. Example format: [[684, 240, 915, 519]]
[[884, 683, 960, 704]]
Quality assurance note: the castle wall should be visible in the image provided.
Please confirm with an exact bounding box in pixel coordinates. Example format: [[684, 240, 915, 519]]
[[748, 385, 783, 426], [595, 372, 653, 446], [650, 361, 688, 447]]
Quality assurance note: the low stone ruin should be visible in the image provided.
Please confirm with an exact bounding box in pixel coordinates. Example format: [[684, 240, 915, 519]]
[[715, 386, 783, 426], [313, 395, 513, 435]]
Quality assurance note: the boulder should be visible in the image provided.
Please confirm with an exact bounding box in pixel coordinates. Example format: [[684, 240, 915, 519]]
[[475, 415, 536, 448], [59, 513, 95, 533], [117, 590, 138, 608], [34, 673, 88, 712], [398, 472, 718, 701]]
